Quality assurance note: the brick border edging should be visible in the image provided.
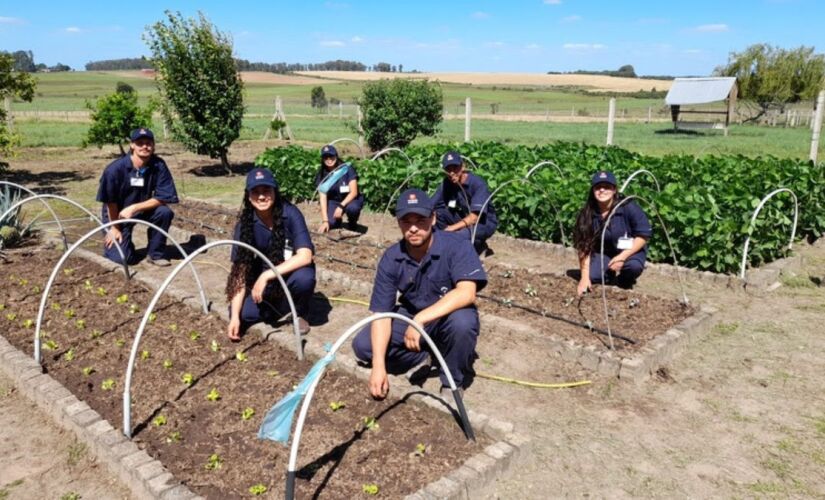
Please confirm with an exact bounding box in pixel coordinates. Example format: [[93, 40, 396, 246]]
[[66, 243, 531, 500], [490, 232, 806, 290], [0, 335, 201, 500]]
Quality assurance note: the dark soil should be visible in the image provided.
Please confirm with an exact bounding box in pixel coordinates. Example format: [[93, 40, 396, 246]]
[[0, 246, 489, 499], [173, 199, 694, 353]]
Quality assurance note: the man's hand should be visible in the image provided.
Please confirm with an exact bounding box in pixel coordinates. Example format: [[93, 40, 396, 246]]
[[404, 325, 421, 352], [333, 206, 344, 220], [318, 220, 330, 233], [577, 278, 591, 297], [608, 256, 626, 273], [227, 317, 241, 341], [118, 205, 139, 220], [368, 367, 389, 399], [251, 274, 269, 303], [104, 226, 122, 249]]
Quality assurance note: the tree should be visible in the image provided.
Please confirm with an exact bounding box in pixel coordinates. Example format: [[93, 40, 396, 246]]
[[374, 62, 391, 72], [11, 51, 35, 72], [357, 78, 443, 150], [310, 86, 327, 109], [616, 64, 636, 78], [83, 88, 154, 154], [144, 11, 244, 173], [716, 44, 825, 121], [0, 52, 37, 172], [116, 81, 136, 95]]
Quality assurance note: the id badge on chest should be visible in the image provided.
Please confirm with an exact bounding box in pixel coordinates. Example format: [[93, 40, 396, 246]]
[[130, 177, 145, 187], [448, 199, 457, 208], [284, 239, 293, 260], [339, 185, 350, 194], [617, 234, 633, 250]]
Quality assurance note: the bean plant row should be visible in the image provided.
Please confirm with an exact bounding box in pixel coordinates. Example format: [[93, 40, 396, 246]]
[[254, 141, 825, 273]]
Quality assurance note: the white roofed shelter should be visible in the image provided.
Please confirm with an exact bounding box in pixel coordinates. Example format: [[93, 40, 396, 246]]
[[665, 77, 738, 135]]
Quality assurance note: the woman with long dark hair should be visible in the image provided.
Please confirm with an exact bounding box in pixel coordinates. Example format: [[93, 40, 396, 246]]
[[225, 168, 316, 340], [315, 144, 364, 232], [573, 171, 651, 296]]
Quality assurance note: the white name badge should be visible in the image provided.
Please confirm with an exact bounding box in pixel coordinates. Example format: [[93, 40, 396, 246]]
[[448, 199, 457, 208], [617, 236, 633, 250], [339, 185, 350, 194], [284, 248, 294, 260], [130, 177, 145, 187]]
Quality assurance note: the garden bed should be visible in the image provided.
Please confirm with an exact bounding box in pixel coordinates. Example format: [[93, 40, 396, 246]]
[[0, 245, 491, 498]]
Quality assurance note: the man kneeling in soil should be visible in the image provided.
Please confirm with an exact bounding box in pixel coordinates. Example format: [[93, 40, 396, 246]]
[[352, 189, 487, 399]]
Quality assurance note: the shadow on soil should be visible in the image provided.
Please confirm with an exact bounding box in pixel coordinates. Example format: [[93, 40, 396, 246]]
[[2, 169, 94, 193], [187, 161, 255, 177]]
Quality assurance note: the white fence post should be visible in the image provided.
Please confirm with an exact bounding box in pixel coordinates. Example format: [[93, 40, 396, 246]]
[[338, 101, 343, 119], [811, 90, 825, 163], [357, 105, 364, 150], [647, 106, 652, 124], [464, 97, 472, 142], [4, 96, 12, 131], [606, 98, 616, 146]]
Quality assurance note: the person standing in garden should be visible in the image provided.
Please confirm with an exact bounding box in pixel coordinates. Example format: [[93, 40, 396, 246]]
[[574, 170, 652, 295], [315, 144, 364, 232], [352, 188, 487, 399], [432, 150, 498, 254], [95, 127, 178, 266], [225, 168, 316, 340]]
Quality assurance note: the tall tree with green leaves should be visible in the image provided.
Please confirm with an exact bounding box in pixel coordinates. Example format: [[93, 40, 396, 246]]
[[357, 79, 443, 150], [0, 52, 37, 173], [310, 86, 327, 110], [83, 87, 154, 154], [716, 44, 825, 121], [144, 11, 244, 173]]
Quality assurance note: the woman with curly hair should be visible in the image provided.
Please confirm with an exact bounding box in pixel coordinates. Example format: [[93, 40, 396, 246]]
[[225, 168, 316, 340], [315, 144, 364, 232], [573, 170, 651, 296]]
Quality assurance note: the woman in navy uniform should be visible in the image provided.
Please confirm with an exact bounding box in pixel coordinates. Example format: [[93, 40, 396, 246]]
[[225, 168, 316, 340], [315, 144, 364, 232], [352, 188, 487, 399], [432, 150, 498, 254], [574, 170, 652, 295], [95, 128, 178, 266]]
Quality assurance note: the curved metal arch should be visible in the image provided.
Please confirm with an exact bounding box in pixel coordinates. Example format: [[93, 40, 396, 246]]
[[598, 195, 689, 350], [471, 177, 566, 246], [525, 160, 565, 180], [0, 182, 68, 251], [33, 218, 210, 364], [739, 188, 798, 280], [328, 137, 365, 159], [284, 312, 475, 500], [619, 169, 662, 194], [370, 146, 413, 166], [123, 240, 302, 437], [0, 194, 129, 278], [461, 155, 478, 170]]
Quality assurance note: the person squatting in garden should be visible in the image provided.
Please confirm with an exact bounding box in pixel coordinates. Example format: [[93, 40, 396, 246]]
[[352, 188, 487, 399], [432, 150, 498, 254], [225, 168, 316, 340], [95, 128, 178, 267], [574, 170, 652, 295], [315, 144, 364, 232]]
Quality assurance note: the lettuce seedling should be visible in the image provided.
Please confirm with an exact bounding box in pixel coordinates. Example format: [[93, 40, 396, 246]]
[[204, 453, 222, 471], [148, 312, 157, 322], [128, 304, 140, 314], [189, 330, 200, 341], [206, 388, 221, 402], [64, 349, 75, 362], [0, 303, 4, 311], [96, 287, 107, 297], [22, 319, 34, 328], [84, 279, 93, 291], [162, 359, 173, 369], [51, 302, 61, 311], [18, 278, 28, 286], [181, 373, 194, 386], [75, 319, 86, 329], [248, 484, 267, 496], [140, 350, 150, 360], [63, 268, 75, 276], [63, 309, 75, 319], [101, 378, 115, 390], [31, 285, 41, 293], [152, 415, 167, 426], [115, 294, 128, 304], [89, 329, 102, 339], [241, 407, 255, 421], [169, 323, 178, 332], [362, 484, 379, 495], [363, 416, 379, 431], [166, 431, 181, 443], [329, 401, 346, 412], [235, 351, 248, 362], [114, 338, 125, 348], [82, 366, 95, 376], [5, 313, 16, 321], [210, 340, 220, 352], [43, 339, 58, 350]]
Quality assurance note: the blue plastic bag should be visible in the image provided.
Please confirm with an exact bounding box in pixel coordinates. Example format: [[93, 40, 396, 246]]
[[318, 163, 350, 194], [257, 353, 336, 444]]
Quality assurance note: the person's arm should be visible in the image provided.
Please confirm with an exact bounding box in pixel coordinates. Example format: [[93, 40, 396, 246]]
[[368, 317, 392, 398], [119, 198, 163, 219], [250, 248, 313, 303], [608, 203, 651, 273], [339, 179, 359, 208], [227, 286, 246, 340], [578, 252, 592, 296], [104, 202, 122, 248], [445, 212, 479, 232], [317, 192, 330, 232], [607, 237, 649, 273], [403, 280, 477, 351]]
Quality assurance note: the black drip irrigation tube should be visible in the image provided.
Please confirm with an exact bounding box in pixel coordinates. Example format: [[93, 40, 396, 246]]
[[476, 293, 636, 345], [179, 200, 237, 217], [317, 253, 377, 271], [175, 214, 228, 235]]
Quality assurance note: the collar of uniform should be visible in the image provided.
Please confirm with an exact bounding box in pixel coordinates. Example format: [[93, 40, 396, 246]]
[[125, 154, 157, 172], [594, 201, 628, 221], [395, 229, 444, 263], [252, 208, 286, 228]]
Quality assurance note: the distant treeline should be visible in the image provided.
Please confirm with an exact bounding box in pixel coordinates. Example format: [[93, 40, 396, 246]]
[[548, 64, 639, 79], [4, 50, 71, 72], [84, 57, 405, 73]]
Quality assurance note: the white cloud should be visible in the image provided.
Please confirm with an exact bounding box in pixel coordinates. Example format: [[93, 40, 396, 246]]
[[64, 26, 82, 33], [693, 23, 729, 32], [543, 0, 562, 4], [0, 16, 25, 24], [561, 15, 581, 23], [524, 43, 541, 50], [320, 40, 345, 47], [563, 43, 606, 50], [351, 36, 364, 43], [471, 11, 490, 20], [484, 41, 505, 48]]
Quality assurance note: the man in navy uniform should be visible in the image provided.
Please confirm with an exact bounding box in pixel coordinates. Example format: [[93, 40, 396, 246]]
[[96, 128, 179, 266], [352, 188, 487, 399], [432, 150, 498, 254]]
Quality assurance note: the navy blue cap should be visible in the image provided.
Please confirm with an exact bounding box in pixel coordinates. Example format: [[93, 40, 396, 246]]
[[591, 170, 617, 187], [246, 168, 279, 191], [441, 150, 463, 168], [130, 128, 154, 142], [395, 188, 434, 219], [321, 144, 338, 158]]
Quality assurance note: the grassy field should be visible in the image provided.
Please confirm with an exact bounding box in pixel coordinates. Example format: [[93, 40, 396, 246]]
[[9, 72, 823, 160]]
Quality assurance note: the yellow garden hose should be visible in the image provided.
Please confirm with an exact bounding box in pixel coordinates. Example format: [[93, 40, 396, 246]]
[[328, 296, 370, 307], [475, 371, 591, 389]]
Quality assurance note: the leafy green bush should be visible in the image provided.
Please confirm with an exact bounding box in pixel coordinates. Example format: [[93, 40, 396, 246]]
[[83, 90, 154, 153], [255, 142, 825, 273], [357, 79, 443, 150]]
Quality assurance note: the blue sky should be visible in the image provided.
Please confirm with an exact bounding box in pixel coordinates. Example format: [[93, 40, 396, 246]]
[[1, 0, 822, 75]]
